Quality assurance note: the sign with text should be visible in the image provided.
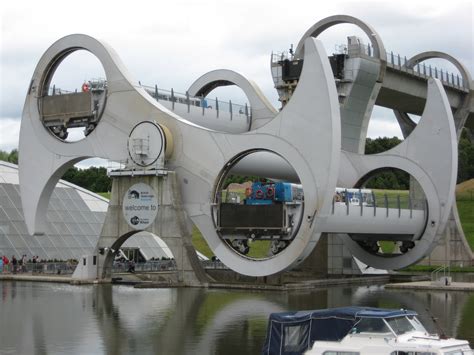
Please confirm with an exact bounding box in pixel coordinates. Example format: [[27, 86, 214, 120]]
[[122, 183, 158, 230]]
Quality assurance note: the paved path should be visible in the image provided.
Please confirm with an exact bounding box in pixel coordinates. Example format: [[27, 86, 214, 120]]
[[385, 281, 474, 291], [0, 273, 107, 284], [0, 273, 72, 283]]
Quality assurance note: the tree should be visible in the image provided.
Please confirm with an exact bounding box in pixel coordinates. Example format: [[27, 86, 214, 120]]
[[0, 149, 18, 164], [365, 137, 402, 155], [364, 137, 408, 189], [458, 129, 474, 183], [61, 166, 111, 193]]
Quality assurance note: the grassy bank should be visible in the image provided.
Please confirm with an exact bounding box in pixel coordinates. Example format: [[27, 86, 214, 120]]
[[401, 264, 474, 273], [457, 198, 474, 250], [98, 192, 111, 199]]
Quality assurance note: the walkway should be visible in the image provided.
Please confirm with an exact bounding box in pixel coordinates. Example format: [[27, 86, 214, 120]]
[[385, 281, 474, 291]]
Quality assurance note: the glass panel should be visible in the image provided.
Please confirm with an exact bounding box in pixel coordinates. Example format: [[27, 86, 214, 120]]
[[75, 237, 92, 248], [86, 235, 99, 246], [48, 197, 62, 211], [62, 210, 76, 223], [2, 184, 19, 197], [8, 234, 28, 249], [4, 192, 21, 206], [352, 318, 391, 334], [0, 185, 8, 197], [45, 222, 60, 236], [386, 317, 416, 335], [63, 236, 80, 248], [54, 222, 71, 236], [95, 212, 107, 223], [73, 196, 90, 211], [51, 235, 68, 249], [3, 208, 22, 221], [54, 187, 69, 199], [11, 221, 27, 235], [78, 223, 95, 236], [407, 316, 427, 332], [46, 210, 62, 223], [0, 207, 9, 222], [283, 323, 309, 353], [65, 223, 82, 236], [0, 225, 13, 249], [71, 211, 86, 224], [88, 223, 103, 234], [43, 247, 60, 260], [36, 235, 54, 248], [0, 198, 15, 209], [73, 223, 88, 236]]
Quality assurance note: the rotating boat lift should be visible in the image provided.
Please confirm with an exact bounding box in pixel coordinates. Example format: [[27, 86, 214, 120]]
[[18, 15, 470, 281]]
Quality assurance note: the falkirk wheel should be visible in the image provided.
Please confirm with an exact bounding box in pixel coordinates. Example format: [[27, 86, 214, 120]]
[[19, 15, 470, 279]]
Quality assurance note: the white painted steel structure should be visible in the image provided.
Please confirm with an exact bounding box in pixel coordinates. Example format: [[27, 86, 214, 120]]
[[18, 15, 464, 275]]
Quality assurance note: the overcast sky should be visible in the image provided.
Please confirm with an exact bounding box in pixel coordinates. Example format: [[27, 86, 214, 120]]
[[1, 0, 472, 167]]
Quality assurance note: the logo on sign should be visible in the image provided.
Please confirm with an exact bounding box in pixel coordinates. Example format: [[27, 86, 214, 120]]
[[128, 190, 140, 199], [122, 183, 158, 230]]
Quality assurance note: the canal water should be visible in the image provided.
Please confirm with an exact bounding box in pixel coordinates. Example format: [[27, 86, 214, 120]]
[[0, 281, 473, 354]]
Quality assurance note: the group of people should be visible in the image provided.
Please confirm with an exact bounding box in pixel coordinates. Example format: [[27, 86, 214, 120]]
[[0, 255, 40, 274]]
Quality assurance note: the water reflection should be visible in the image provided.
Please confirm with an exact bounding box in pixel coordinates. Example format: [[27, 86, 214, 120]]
[[0, 281, 472, 354]]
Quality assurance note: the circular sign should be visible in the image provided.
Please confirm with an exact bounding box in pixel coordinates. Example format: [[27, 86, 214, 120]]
[[122, 183, 158, 230]]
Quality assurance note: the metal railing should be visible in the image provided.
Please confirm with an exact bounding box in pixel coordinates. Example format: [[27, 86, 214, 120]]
[[272, 44, 468, 91], [331, 189, 427, 218], [45, 81, 252, 121], [48, 86, 75, 96], [336, 43, 467, 90], [111, 259, 229, 273], [431, 265, 450, 282], [1, 259, 232, 275], [141, 84, 251, 120], [1, 262, 77, 275], [271, 51, 294, 63], [112, 260, 177, 273], [201, 260, 229, 269]]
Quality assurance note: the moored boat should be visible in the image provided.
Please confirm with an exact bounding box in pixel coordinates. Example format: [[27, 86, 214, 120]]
[[262, 306, 473, 355]]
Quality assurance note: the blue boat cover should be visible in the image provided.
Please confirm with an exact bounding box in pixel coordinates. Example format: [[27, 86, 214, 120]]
[[261, 307, 417, 355]]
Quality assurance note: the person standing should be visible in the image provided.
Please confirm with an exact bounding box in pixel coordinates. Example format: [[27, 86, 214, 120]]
[[22, 255, 27, 273], [0, 257, 3, 274], [2, 256, 8, 273], [12, 256, 17, 274]]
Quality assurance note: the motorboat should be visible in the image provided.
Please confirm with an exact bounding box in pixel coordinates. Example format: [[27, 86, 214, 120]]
[[262, 306, 472, 355]]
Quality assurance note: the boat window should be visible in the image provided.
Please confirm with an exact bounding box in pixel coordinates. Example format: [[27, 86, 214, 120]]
[[407, 316, 428, 332], [390, 352, 436, 355], [386, 316, 416, 335], [351, 317, 391, 333], [283, 324, 309, 353]]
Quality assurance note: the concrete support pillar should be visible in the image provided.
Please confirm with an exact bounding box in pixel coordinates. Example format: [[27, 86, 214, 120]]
[[96, 171, 209, 285]]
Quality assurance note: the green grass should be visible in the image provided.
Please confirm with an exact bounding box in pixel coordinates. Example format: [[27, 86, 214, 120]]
[[192, 226, 271, 259], [192, 226, 214, 259], [379, 241, 396, 254], [98, 192, 110, 199], [247, 240, 271, 258], [401, 264, 474, 273], [457, 198, 474, 250]]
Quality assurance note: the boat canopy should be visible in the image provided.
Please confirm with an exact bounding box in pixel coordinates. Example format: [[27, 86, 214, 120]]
[[261, 307, 418, 355]]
